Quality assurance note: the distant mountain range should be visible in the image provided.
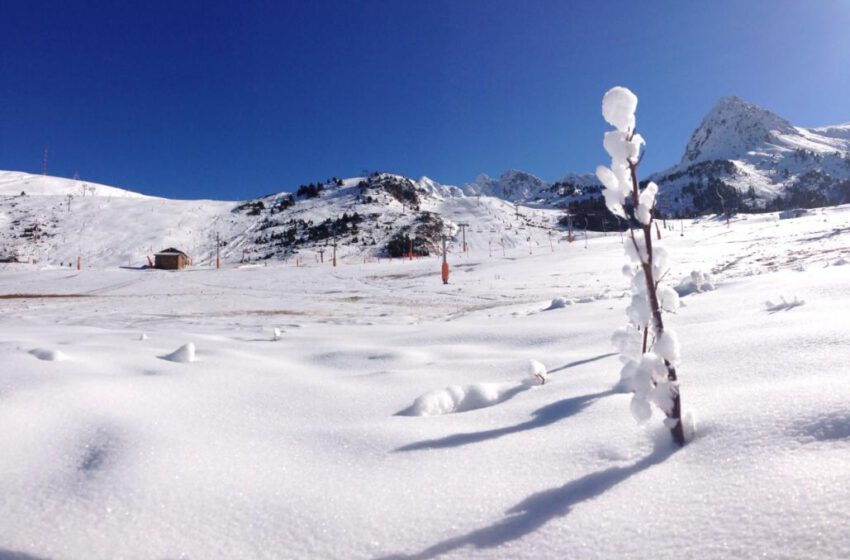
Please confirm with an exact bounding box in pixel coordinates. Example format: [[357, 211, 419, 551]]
[[459, 96, 850, 216], [1, 96, 848, 265]]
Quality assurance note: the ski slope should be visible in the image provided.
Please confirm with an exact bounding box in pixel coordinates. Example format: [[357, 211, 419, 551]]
[[0, 172, 566, 268], [0, 170, 155, 199]]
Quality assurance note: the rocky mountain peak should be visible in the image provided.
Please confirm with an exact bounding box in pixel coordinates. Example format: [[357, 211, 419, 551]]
[[682, 96, 797, 165]]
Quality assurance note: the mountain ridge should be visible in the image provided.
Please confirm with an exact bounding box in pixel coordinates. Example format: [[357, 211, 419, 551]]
[[2, 95, 849, 265]]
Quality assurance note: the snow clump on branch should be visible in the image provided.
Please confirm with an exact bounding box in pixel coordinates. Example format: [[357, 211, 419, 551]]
[[596, 89, 646, 219], [602, 86, 638, 133]]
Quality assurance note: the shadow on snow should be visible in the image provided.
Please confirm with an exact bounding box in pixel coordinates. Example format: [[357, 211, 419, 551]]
[[0, 549, 51, 560], [548, 352, 618, 374], [376, 446, 675, 560], [396, 389, 615, 452]]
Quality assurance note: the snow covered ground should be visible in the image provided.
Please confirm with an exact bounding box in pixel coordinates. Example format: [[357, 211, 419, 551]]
[[1, 205, 849, 559]]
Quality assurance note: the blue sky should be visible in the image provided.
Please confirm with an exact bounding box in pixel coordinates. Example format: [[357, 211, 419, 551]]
[[2, 0, 849, 199]]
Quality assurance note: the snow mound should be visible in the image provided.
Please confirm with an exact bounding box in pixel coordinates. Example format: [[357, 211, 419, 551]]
[[28, 348, 67, 361], [675, 270, 715, 296], [161, 342, 196, 363], [403, 383, 508, 416], [546, 297, 573, 310], [402, 359, 549, 416], [765, 296, 805, 312], [525, 359, 548, 386]]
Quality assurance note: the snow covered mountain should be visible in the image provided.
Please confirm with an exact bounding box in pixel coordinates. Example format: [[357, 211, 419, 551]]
[[464, 170, 600, 205], [0, 170, 564, 268], [2, 96, 848, 265], [651, 97, 850, 215], [461, 98, 850, 219]]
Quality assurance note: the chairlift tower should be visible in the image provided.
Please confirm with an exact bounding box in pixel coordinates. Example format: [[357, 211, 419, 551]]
[[215, 231, 221, 268], [457, 223, 469, 254], [563, 211, 576, 242]]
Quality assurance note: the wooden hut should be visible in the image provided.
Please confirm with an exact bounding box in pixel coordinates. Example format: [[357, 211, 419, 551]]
[[154, 248, 190, 270]]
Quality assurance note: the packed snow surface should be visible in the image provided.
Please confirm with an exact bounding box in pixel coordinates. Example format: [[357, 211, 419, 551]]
[[1, 203, 850, 559]]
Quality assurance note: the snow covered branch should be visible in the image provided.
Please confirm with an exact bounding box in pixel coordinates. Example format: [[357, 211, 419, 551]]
[[599, 86, 688, 446]]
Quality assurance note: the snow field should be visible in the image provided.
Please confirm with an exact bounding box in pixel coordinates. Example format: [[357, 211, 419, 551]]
[[0, 205, 849, 558]]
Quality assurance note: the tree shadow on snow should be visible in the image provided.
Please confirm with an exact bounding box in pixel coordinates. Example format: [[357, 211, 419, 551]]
[[548, 352, 618, 374], [395, 389, 615, 452], [376, 445, 675, 560], [0, 549, 51, 560]]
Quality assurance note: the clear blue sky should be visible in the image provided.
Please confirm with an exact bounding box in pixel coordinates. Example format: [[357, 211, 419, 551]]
[[2, 0, 849, 199]]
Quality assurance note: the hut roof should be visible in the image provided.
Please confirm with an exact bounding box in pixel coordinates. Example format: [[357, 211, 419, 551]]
[[155, 247, 189, 257]]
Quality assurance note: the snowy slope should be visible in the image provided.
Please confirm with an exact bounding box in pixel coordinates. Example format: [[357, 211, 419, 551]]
[[0, 186, 248, 267], [1, 204, 849, 559], [0, 171, 567, 268], [0, 170, 155, 199]]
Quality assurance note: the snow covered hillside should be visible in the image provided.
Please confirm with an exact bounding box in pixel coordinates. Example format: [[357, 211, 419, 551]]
[[0, 170, 154, 199], [0, 171, 566, 268], [0, 172, 244, 268], [1, 201, 849, 559]]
